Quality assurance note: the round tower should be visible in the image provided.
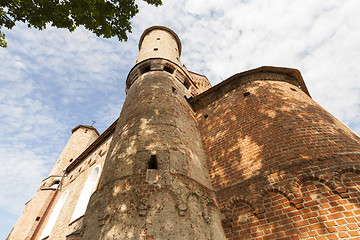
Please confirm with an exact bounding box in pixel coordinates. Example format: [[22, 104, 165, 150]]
[[192, 67, 360, 240], [49, 125, 99, 176], [8, 125, 99, 240], [80, 27, 225, 239], [136, 26, 182, 65]]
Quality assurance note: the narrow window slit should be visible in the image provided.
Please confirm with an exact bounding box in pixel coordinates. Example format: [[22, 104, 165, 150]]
[[164, 66, 174, 74], [172, 87, 177, 93], [154, 48, 158, 51], [140, 65, 151, 74], [243, 92, 250, 97], [184, 80, 191, 89], [148, 155, 158, 169], [290, 87, 297, 91]]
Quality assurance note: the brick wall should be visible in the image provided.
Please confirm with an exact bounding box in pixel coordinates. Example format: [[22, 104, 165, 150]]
[[28, 136, 112, 240], [195, 75, 360, 239]]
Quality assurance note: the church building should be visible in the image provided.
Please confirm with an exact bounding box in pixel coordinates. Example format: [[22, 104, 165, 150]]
[[8, 26, 360, 240]]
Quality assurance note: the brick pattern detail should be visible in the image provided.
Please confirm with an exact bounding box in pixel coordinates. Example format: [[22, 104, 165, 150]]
[[196, 78, 360, 239], [196, 80, 360, 189], [222, 170, 360, 240]]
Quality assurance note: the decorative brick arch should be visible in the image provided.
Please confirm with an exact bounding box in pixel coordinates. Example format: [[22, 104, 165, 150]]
[[222, 196, 256, 225], [292, 173, 347, 201]]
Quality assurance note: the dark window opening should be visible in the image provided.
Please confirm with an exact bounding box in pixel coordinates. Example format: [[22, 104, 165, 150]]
[[184, 95, 193, 101], [140, 65, 151, 74], [164, 66, 175, 74], [53, 180, 60, 185], [148, 155, 158, 169], [154, 48, 158, 51], [157, 38, 160, 40], [36, 216, 41, 221], [69, 158, 73, 162], [184, 80, 191, 89], [290, 87, 297, 91], [204, 114, 209, 119], [243, 92, 250, 97], [172, 87, 177, 93]]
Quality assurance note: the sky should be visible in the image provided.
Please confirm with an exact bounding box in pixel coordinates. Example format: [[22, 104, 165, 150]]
[[1, 0, 360, 238]]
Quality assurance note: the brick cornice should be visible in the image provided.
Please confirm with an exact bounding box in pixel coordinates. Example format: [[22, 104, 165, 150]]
[[189, 66, 310, 111]]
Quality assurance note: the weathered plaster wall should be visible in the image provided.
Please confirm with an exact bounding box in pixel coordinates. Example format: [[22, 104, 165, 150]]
[[81, 68, 225, 239]]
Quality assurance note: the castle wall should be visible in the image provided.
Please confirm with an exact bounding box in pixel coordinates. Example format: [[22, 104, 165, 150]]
[[33, 135, 112, 240], [7, 129, 112, 240], [194, 72, 360, 239], [7, 126, 100, 240], [8, 190, 54, 240]]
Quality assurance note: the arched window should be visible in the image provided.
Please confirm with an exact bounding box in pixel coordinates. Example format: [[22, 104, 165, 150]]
[[70, 165, 101, 223], [40, 190, 69, 239]]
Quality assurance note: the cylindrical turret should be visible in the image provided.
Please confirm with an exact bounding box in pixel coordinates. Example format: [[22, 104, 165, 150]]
[[136, 26, 182, 66], [7, 125, 99, 240], [49, 125, 99, 175], [80, 27, 225, 239]]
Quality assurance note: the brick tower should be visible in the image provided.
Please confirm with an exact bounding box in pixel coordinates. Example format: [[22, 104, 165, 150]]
[[7, 26, 360, 240], [8, 125, 99, 240], [80, 26, 226, 239]]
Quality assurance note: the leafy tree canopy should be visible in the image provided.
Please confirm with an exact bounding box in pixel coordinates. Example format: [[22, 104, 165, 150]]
[[0, 0, 162, 47]]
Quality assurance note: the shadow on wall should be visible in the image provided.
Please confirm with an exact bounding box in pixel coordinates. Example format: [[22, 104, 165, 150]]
[[195, 79, 360, 239], [80, 72, 222, 239]]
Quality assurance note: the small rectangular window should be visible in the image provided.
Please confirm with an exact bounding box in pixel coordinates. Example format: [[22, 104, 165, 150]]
[[164, 66, 174, 74], [140, 65, 151, 74], [148, 155, 158, 169], [184, 80, 191, 89]]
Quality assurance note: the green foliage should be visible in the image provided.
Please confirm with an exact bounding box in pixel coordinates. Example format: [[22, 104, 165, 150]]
[[0, 0, 162, 48]]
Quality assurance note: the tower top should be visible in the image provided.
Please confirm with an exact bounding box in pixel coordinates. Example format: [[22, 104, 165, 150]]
[[71, 125, 99, 136], [136, 26, 182, 66], [138, 26, 182, 55]]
